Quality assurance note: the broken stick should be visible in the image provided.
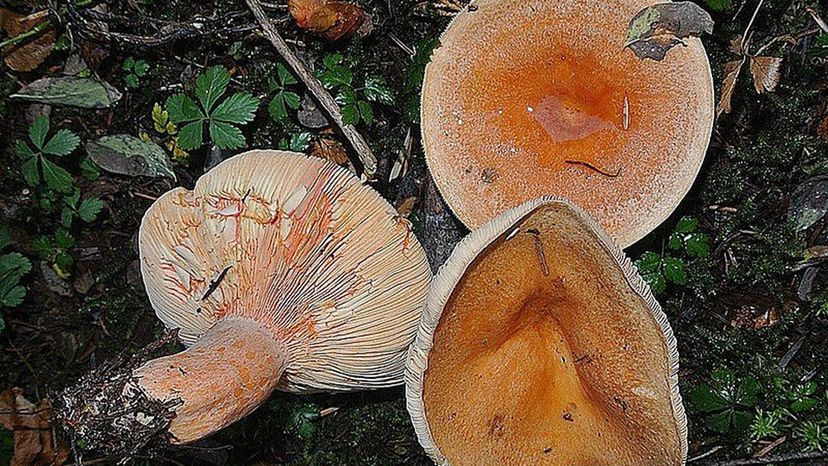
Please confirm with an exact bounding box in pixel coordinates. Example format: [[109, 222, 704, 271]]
[[244, 0, 378, 176]]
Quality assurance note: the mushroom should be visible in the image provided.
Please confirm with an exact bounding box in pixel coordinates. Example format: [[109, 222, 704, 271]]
[[405, 196, 686, 465], [420, 0, 714, 247], [85, 150, 430, 444]]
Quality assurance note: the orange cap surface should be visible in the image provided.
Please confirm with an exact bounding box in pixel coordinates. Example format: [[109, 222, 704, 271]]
[[421, 0, 714, 247], [406, 196, 686, 465]]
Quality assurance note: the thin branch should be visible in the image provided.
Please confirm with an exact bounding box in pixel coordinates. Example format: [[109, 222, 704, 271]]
[[244, 0, 378, 176]]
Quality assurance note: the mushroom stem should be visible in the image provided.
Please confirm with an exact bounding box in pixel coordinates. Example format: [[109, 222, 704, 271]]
[[131, 316, 286, 443]]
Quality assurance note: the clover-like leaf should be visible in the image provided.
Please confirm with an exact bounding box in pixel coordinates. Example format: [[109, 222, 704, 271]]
[[211, 93, 259, 124], [209, 120, 245, 150], [364, 76, 395, 105], [195, 65, 231, 112], [177, 121, 204, 151], [78, 198, 104, 223], [29, 115, 49, 149], [167, 94, 203, 123], [42, 129, 80, 157], [41, 158, 74, 193]]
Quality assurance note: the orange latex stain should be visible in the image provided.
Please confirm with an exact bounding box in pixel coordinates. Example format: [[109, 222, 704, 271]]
[[465, 47, 632, 169]]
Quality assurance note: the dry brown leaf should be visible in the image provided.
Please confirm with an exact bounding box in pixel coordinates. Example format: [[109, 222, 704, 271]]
[[716, 58, 745, 117], [0, 388, 69, 466], [288, 0, 366, 41], [395, 196, 418, 217], [749, 56, 782, 94], [0, 8, 55, 72], [310, 135, 349, 166]]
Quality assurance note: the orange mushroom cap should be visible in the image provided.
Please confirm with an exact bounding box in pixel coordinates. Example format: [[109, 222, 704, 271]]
[[134, 150, 431, 442], [421, 0, 714, 247], [405, 196, 686, 465]]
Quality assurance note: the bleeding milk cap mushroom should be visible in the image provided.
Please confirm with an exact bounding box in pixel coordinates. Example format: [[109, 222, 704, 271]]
[[421, 0, 714, 247], [109, 150, 429, 444], [406, 196, 686, 465]]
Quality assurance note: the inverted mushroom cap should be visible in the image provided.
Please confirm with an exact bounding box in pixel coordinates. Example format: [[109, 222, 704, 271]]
[[139, 150, 431, 393], [421, 0, 714, 247], [405, 196, 686, 465]]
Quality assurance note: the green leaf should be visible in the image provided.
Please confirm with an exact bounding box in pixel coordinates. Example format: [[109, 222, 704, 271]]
[[277, 63, 298, 86], [406, 37, 440, 93], [78, 198, 104, 223], [0, 252, 32, 279], [364, 76, 395, 105], [704, 0, 732, 12], [0, 314, 4, 334], [64, 190, 80, 209], [662, 256, 686, 285], [11, 76, 122, 108], [60, 207, 74, 229], [29, 115, 49, 149], [642, 271, 666, 294], [281, 132, 312, 152], [668, 233, 683, 251], [209, 121, 245, 150], [341, 104, 359, 125], [15, 140, 35, 159], [85, 134, 176, 179], [635, 251, 661, 274], [211, 93, 259, 124], [123, 56, 135, 71], [42, 129, 80, 156], [323, 53, 344, 69], [195, 65, 230, 113], [336, 88, 358, 106], [685, 233, 710, 258], [41, 158, 74, 193], [319, 62, 353, 89], [55, 229, 75, 249], [31, 236, 52, 260], [358, 100, 374, 125], [269, 94, 288, 121], [177, 121, 204, 150], [0, 224, 10, 251], [80, 156, 101, 181], [133, 60, 149, 77], [20, 157, 40, 187], [55, 251, 73, 275], [675, 216, 698, 233], [283, 91, 301, 110], [124, 74, 139, 89], [166, 94, 203, 123], [1, 285, 26, 307]]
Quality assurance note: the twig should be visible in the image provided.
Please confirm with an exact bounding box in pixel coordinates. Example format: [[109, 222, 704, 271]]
[[700, 450, 828, 465], [806, 7, 828, 33], [564, 160, 621, 177], [244, 0, 378, 176]]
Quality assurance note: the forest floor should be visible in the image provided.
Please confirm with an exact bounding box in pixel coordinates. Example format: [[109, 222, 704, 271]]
[[1, 0, 828, 465]]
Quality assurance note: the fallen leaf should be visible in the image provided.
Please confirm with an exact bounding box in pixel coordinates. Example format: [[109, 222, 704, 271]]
[[625, 1, 714, 61], [789, 175, 828, 230], [298, 93, 329, 129], [0, 388, 69, 466], [85, 135, 176, 179], [0, 8, 55, 72], [78, 4, 110, 71], [288, 0, 366, 42], [395, 196, 418, 217], [716, 58, 745, 117], [749, 56, 782, 93], [11, 77, 122, 109], [310, 135, 349, 166]]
